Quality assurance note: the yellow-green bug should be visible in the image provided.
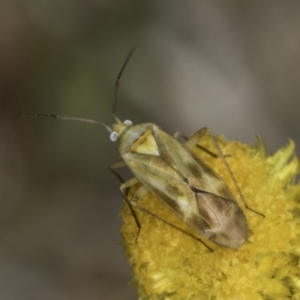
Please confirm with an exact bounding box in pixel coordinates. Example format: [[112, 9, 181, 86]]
[[20, 48, 263, 249]]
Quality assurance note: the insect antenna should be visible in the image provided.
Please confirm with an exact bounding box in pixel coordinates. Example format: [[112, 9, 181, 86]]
[[19, 48, 135, 132], [111, 47, 135, 118], [18, 110, 112, 132]]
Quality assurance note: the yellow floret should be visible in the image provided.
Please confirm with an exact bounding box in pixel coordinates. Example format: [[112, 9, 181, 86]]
[[121, 135, 300, 300]]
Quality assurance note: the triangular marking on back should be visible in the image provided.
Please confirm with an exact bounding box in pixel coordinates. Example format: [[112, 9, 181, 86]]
[[129, 128, 159, 156]]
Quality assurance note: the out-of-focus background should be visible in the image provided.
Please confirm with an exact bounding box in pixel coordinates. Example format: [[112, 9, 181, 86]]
[[2, 1, 300, 299]]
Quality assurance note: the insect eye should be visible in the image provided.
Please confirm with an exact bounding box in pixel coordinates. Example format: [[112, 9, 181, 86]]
[[123, 120, 132, 126], [110, 131, 118, 142]]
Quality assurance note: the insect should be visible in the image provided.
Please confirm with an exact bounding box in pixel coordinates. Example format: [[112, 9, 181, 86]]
[[20, 48, 263, 249]]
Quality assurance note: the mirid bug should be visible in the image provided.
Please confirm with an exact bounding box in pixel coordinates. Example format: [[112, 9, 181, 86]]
[[20, 48, 263, 249]]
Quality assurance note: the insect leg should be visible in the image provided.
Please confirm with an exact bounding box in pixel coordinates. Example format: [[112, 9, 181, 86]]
[[188, 127, 265, 217], [119, 177, 144, 241], [111, 160, 214, 250], [178, 128, 207, 150], [110, 162, 143, 240], [173, 130, 224, 158], [130, 200, 214, 252], [110, 161, 127, 183]]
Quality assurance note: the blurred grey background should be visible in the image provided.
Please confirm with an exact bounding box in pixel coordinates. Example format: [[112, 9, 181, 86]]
[[1, 1, 300, 299]]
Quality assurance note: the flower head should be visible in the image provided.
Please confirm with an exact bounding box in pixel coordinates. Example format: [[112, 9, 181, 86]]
[[121, 134, 300, 300]]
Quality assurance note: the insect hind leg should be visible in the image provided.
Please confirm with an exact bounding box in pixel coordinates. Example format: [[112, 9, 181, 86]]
[[130, 199, 214, 252], [173, 130, 228, 158], [111, 160, 214, 250], [120, 176, 214, 250], [188, 127, 265, 217]]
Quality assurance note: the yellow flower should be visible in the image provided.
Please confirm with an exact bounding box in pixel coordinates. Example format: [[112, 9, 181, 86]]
[[121, 134, 300, 300]]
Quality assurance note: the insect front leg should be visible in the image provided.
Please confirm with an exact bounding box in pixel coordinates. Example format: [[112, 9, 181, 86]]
[[110, 161, 128, 183]]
